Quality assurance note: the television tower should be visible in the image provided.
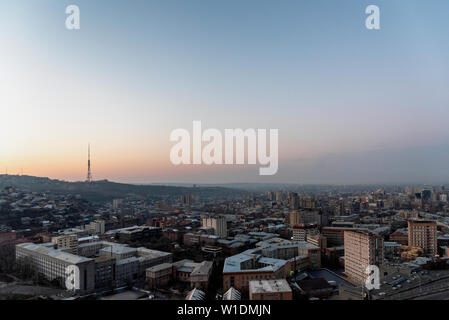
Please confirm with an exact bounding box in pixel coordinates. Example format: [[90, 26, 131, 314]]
[[86, 143, 92, 183]]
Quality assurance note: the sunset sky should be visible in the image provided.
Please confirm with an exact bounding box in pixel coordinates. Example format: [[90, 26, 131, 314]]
[[1, 0, 449, 184]]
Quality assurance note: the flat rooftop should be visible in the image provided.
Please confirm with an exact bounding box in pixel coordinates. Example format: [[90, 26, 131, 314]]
[[17, 243, 93, 264], [249, 279, 292, 294], [146, 263, 173, 273], [100, 245, 137, 255]]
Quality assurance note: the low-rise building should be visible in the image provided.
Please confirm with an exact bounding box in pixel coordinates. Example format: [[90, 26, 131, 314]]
[[146, 263, 173, 289], [16, 243, 95, 293], [249, 279, 292, 300]]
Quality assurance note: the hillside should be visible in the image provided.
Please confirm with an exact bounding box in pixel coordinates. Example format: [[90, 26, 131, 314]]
[[0, 175, 245, 202]]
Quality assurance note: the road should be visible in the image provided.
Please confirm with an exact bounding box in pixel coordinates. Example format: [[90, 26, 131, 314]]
[[412, 290, 449, 300]]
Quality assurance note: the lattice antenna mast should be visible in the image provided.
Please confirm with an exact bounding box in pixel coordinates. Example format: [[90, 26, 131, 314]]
[[87, 143, 92, 183]]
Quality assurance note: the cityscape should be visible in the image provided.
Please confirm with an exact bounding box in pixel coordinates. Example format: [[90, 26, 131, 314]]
[[2, 0, 449, 309], [2, 157, 449, 301]]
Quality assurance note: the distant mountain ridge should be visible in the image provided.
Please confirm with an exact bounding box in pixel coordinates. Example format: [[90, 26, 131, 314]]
[[0, 175, 245, 202]]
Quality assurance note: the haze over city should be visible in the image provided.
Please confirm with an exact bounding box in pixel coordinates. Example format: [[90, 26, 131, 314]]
[[2, 0, 449, 184]]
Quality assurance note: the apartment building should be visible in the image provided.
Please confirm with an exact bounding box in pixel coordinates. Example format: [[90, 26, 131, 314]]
[[85, 220, 105, 235], [289, 210, 320, 227], [202, 216, 228, 238], [344, 230, 384, 285], [292, 224, 318, 241], [51, 234, 78, 255], [408, 219, 437, 256]]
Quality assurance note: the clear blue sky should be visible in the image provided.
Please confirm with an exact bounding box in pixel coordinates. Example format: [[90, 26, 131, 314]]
[[1, 1, 449, 184]]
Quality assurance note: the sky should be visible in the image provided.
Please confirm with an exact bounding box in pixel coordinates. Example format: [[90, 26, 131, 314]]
[[1, 0, 449, 184]]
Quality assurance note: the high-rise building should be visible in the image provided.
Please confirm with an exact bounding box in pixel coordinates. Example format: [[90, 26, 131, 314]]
[[112, 199, 123, 210], [344, 230, 384, 285], [408, 219, 437, 256], [300, 196, 316, 209], [181, 194, 192, 206], [275, 191, 283, 203], [289, 210, 320, 227], [267, 191, 275, 201], [202, 216, 228, 238], [288, 192, 299, 210]]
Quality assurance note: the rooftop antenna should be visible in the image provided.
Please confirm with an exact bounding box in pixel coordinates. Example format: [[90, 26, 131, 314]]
[[86, 143, 92, 183]]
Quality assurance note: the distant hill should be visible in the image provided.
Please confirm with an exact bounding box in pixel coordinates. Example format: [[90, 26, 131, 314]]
[[0, 175, 246, 203]]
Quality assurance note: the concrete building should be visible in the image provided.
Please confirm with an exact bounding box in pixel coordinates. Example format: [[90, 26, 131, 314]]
[[173, 260, 213, 290], [202, 216, 228, 238], [408, 219, 437, 256], [17, 241, 173, 292], [183, 233, 218, 247], [292, 224, 318, 241], [115, 257, 139, 286], [16, 243, 95, 292], [115, 226, 162, 243], [146, 263, 173, 289], [222, 240, 318, 292], [94, 256, 116, 288], [222, 287, 241, 300], [306, 234, 327, 252], [85, 220, 105, 235], [344, 230, 384, 285], [136, 247, 174, 274], [51, 234, 78, 255], [112, 199, 123, 209], [288, 192, 299, 210], [189, 261, 214, 290], [289, 210, 319, 227], [322, 227, 355, 247], [99, 245, 137, 260], [249, 279, 292, 300], [146, 260, 213, 290]]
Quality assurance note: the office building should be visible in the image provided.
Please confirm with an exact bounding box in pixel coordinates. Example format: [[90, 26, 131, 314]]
[[16, 243, 95, 292]]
